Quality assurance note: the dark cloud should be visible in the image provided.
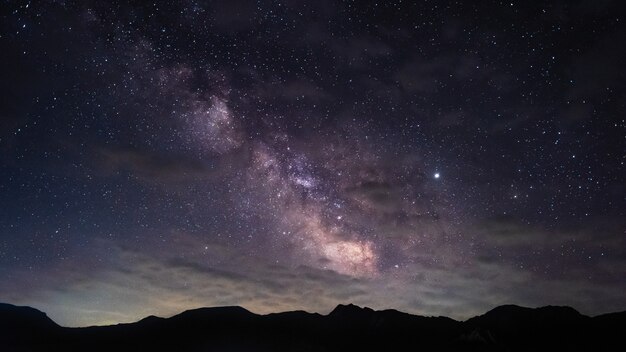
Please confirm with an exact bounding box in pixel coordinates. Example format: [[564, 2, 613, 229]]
[[97, 146, 215, 182]]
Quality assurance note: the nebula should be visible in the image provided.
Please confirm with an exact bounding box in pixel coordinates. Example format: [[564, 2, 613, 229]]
[[1, 0, 624, 327]]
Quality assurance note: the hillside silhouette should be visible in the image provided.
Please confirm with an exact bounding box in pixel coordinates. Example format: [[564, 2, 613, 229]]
[[1, 302, 624, 351]]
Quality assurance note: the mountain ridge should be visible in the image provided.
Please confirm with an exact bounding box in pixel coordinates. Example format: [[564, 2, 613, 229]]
[[1, 302, 624, 351]]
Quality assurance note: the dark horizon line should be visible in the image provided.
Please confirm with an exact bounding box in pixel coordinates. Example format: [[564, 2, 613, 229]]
[[2, 301, 624, 329]]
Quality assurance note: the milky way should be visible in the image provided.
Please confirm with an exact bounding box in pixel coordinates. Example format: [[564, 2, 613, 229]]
[[0, 0, 624, 326]]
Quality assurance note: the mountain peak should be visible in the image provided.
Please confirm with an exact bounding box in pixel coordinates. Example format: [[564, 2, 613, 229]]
[[329, 303, 374, 317], [465, 304, 589, 334], [137, 315, 164, 324], [172, 305, 255, 321], [480, 304, 583, 320], [0, 303, 59, 330]]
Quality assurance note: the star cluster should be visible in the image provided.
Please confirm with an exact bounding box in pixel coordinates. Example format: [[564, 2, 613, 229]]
[[0, 0, 624, 326]]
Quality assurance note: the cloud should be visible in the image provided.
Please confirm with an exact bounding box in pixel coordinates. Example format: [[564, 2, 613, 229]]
[[96, 146, 215, 182], [469, 215, 626, 289], [0, 233, 376, 326], [473, 215, 625, 248], [3, 225, 625, 327]]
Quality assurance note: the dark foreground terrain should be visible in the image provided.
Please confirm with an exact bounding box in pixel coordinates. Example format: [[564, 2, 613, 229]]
[[1, 302, 624, 351]]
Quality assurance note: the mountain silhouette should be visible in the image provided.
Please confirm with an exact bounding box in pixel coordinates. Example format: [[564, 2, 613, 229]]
[[1, 302, 624, 351]]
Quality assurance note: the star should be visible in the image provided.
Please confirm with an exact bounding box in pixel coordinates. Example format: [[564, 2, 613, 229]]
[[1, 0, 623, 327]]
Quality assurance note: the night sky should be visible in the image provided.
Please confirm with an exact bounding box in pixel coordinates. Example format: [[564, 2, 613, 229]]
[[1, 1, 625, 327]]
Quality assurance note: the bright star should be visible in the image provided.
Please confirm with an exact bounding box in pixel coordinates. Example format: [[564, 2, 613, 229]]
[[434, 172, 440, 179]]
